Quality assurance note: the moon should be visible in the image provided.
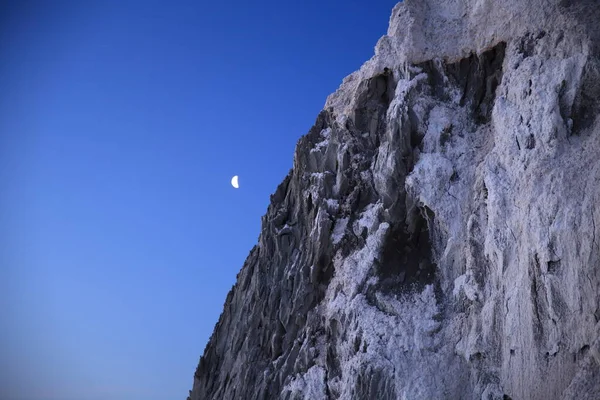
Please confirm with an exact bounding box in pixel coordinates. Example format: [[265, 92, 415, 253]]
[[231, 175, 239, 189]]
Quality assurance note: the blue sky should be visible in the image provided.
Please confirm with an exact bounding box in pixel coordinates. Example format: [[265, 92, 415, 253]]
[[0, 1, 398, 399]]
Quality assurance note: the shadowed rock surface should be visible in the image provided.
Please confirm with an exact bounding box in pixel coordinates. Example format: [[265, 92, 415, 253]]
[[187, 1, 600, 399]]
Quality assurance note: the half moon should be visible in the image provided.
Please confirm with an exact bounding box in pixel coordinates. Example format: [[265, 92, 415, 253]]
[[231, 175, 239, 189]]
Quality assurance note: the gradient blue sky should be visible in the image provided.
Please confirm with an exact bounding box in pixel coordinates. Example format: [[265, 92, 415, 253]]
[[0, 1, 398, 399]]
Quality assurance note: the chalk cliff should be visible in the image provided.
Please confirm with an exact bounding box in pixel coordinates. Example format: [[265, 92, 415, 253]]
[[188, 1, 600, 398]]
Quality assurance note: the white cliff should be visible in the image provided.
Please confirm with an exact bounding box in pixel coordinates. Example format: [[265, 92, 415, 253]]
[[189, 1, 600, 399]]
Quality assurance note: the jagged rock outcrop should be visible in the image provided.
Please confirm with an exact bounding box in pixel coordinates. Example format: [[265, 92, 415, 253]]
[[188, 1, 600, 399]]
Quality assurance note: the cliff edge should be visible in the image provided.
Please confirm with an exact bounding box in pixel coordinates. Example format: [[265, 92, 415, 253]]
[[188, 1, 600, 398]]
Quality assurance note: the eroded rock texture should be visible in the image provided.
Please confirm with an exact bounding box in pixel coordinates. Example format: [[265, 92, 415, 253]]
[[188, 1, 600, 399]]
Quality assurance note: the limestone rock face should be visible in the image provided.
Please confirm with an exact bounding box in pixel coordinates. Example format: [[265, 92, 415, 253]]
[[187, 1, 600, 399]]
